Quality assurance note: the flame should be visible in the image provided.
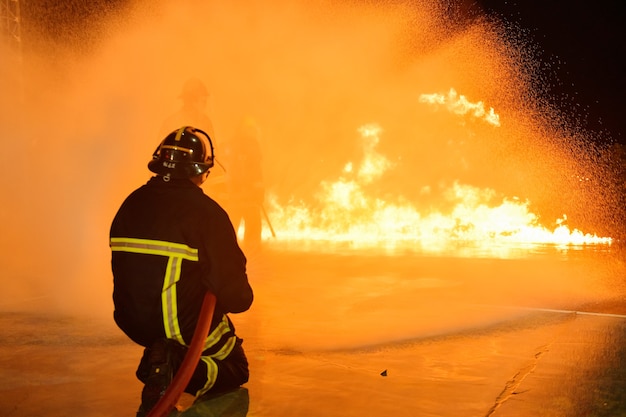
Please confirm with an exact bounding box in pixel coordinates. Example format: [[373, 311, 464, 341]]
[[419, 88, 501, 127], [261, 94, 612, 255]]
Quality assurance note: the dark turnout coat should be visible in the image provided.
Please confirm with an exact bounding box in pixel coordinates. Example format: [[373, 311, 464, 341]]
[[110, 176, 253, 359]]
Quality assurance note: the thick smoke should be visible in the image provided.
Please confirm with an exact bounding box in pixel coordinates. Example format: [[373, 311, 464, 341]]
[[0, 0, 618, 317]]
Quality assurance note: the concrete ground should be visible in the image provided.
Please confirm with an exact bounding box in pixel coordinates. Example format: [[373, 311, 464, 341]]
[[1, 246, 624, 416]]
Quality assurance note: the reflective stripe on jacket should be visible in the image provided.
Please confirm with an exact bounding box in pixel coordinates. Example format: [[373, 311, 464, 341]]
[[110, 176, 253, 356]]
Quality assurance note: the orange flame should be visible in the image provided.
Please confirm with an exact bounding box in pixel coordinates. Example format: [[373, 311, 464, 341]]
[[262, 95, 612, 255], [419, 88, 501, 126]]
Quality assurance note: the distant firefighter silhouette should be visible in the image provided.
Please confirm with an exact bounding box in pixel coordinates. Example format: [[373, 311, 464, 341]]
[[222, 119, 265, 249], [161, 78, 215, 138]]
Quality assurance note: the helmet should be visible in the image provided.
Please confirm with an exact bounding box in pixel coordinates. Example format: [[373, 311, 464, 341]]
[[179, 78, 209, 100], [148, 126, 214, 178]]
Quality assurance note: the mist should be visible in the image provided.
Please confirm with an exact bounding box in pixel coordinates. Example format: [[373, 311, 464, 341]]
[[0, 0, 620, 324]]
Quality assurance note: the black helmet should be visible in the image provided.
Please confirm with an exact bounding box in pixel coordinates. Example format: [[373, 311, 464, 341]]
[[148, 126, 214, 178]]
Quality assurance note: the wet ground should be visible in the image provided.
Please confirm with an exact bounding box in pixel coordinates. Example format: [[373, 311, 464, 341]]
[[1, 244, 625, 416]]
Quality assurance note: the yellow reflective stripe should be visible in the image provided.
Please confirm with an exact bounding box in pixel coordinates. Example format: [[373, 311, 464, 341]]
[[193, 336, 237, 397], [110, 237, 198, 345], [202, 315, 232, 352], [163, 257, 184, 344], [161, 144, 193, 154], [211, 335, 236, 361], [175, 126, 186, 141], [196, 357, 219, 396], [110, 237, 198, 261]]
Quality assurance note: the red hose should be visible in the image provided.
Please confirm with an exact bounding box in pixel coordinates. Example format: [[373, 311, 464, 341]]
[[147, 291, 217, 417]]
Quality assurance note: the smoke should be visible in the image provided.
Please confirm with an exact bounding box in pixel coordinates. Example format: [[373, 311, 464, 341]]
[[0, 0, 618, 319]]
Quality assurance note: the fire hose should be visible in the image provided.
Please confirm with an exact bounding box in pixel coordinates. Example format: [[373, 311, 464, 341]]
[[146, 291, 217, 417]]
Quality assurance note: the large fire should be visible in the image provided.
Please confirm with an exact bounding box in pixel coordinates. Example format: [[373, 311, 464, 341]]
[[259, 89, 613, 255]]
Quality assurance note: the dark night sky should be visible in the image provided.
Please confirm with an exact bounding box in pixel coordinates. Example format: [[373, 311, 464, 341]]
[[477, 0, 626, 146]]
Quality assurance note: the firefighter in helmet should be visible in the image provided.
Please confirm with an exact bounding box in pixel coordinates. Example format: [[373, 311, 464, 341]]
[[110, 126, 253, 415], [161, 78, 216, 138], [222, 118, 265, 249]]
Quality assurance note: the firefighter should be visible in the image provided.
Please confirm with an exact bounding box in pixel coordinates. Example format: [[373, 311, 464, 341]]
[[110, 126, 253, 415], [161, 78, 216, 138], [222, 118, 265, 249]]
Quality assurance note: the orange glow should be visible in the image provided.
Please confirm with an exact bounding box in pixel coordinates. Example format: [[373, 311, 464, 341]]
[[0, 0, 619, 317], [419, 88, 501, 127], [263, 115, 612, 253]]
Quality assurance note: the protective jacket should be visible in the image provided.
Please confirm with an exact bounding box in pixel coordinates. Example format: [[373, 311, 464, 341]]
[[110, 176, 253, 359]]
